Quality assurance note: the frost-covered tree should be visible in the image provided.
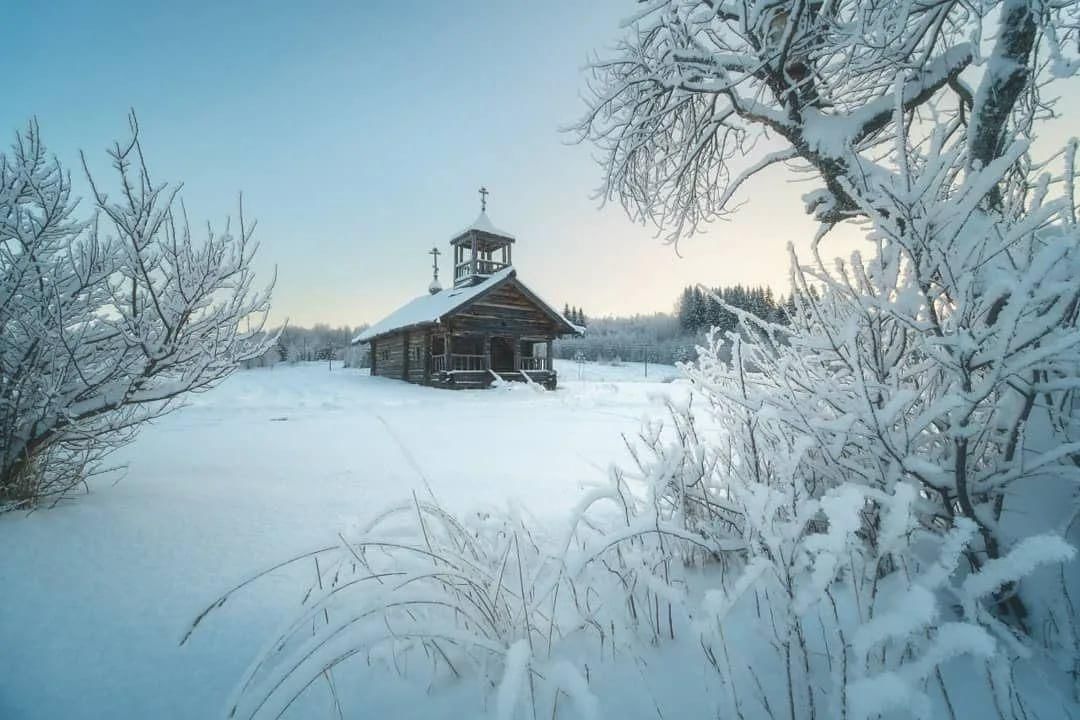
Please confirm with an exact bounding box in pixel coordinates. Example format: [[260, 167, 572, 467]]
[[664, 132, 1080, 711], [575, 0, 1077, 234], [577, 0, 1080, 609], [570, 0, 1080, 713], [0, 116, 273, 509]]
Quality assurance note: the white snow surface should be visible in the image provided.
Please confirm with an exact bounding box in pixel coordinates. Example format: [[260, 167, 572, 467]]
[[1, 361, 1073, 720], [0, 361, 690, 720]]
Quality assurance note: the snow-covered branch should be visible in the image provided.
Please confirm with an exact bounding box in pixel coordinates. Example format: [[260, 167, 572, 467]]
[[0, 115, 274, 509], [576, 0, 1080, 236]]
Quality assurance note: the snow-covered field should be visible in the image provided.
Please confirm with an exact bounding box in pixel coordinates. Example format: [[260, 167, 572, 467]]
[[0, 361, 690, 720]]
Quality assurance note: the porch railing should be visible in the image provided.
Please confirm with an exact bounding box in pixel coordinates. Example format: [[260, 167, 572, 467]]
[[432, 354, 487, 372], [518, 357, 549, 371], [431, 354, 550, 373]]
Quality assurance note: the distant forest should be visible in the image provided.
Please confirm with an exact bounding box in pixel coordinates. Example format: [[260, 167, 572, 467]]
[[257, 284, 791, 370], [553, 284, 791, 366], [243, 324, 363, 368]]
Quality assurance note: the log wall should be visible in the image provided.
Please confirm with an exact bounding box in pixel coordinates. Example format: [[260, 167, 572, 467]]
[[370, 329, 429, 383], [371, 330, 407, 379], [449, 282, 560, 338], [407, 331, 427, 383]]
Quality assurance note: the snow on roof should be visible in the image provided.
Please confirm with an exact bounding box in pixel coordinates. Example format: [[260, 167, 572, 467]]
[[352, 267, 516, 344], [450, 211, 516, 242], [352, 266, 583, 344]]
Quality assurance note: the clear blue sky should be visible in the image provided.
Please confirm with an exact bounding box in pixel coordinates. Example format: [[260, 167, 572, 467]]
[[4, 2, 1076, 327]]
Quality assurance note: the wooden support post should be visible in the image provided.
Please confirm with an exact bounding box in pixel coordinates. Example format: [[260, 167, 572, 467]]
[[483, 334, 491, 371], [471, 232, 478, 281], [423, 329, 431, 384], [513, 337, 522, 371], [546, 340, 553, 371], [371, 340, 377, 375]]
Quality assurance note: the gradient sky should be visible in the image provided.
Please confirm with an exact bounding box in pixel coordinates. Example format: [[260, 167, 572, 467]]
[[4, 1, 1077, 327]]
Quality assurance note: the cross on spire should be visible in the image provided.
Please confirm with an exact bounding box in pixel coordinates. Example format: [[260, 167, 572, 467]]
[[428, 245, 441, 281], [479, 186, 489, 213]]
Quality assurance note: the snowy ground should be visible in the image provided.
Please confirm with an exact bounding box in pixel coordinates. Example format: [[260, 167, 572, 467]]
[[0, 361, 692, 720]]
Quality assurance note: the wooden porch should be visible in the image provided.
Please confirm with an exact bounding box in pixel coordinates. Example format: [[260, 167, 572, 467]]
[[428, 334, 556, 389]]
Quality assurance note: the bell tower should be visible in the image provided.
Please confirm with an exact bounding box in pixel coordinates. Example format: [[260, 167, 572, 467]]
[[450, 186, 515, 287]]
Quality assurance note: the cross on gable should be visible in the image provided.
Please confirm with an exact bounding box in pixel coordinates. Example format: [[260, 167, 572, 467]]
[[479, 186, 489, 213]]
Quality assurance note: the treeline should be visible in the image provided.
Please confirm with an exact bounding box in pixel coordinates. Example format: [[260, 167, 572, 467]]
[[554, 284, 791, 366], [278, 324, 361, 362], [553, 313, 696, 366], [561, 305, 588, 326], [243, 324, 371, 368], [676, 284, 791, 334]]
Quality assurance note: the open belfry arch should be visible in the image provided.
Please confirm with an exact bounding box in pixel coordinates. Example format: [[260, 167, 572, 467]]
[[352, 189, 582, 389]]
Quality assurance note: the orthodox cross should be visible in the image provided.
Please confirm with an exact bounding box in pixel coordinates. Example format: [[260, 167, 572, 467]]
[[479, 186, 489, 213], [428, 246, 441, 283]]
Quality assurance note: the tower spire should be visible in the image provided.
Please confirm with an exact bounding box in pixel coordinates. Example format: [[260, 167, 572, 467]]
[[479, 186, 489, 213]]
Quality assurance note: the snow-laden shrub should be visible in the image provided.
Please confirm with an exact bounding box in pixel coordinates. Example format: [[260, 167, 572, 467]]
[[565, 0, 1080, 706], [187, 496, 600, 720], [698, 480, 1074, 719], [527, 128, 1080, 717], [545, 386, 1075, 719], [657, 131, 1080, 715]]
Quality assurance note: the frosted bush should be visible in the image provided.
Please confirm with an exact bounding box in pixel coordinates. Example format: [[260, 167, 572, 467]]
[[0, 116, 272, 509], [187, 496, 606, 720]]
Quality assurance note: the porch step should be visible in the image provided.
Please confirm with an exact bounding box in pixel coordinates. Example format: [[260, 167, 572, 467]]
[[433, 370, 494, 390], [431, 369, 557, 390]]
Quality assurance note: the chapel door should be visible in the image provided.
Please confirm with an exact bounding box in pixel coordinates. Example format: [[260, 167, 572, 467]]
[[490, 336, 515, 373]]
